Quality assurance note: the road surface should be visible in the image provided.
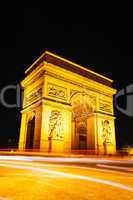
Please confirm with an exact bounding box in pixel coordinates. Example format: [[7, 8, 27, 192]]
[[0, 156, 133, 200]]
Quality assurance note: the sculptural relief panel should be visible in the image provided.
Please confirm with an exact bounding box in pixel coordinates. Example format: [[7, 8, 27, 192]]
[[47, 83, 67, 101], [101, 120, 112, 144], [24, 88, 42, 107], [71, 91, 96, 120], [99, 98, 113, 114], [48, 110, 64, 140]]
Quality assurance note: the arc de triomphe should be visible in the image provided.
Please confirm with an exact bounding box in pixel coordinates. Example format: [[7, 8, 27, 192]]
[[19, 51, 116, 154]]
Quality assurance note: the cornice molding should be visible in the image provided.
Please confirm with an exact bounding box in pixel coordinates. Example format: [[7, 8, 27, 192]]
[[45, 70, 116, 97]]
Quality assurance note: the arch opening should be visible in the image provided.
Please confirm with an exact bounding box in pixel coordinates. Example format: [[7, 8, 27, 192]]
[[25, 116, 35, 150], [71, 92, 96, 153]]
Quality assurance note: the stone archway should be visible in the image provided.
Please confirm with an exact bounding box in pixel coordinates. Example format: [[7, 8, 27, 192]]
[[78, 120, 87, 150], [71, 91, 96, 153], [25, 113, 35, 150]]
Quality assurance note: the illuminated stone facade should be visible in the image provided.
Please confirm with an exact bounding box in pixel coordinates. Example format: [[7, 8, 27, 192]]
[[19, 51, 117, 154]]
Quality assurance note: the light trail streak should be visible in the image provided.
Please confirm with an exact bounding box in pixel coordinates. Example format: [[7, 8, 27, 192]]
[[0, 155, 133, 164], [97, 164, 133, 172], [0, 156, 32, 161], [0, 160, 132, 177], [0, 163, 133, 192]]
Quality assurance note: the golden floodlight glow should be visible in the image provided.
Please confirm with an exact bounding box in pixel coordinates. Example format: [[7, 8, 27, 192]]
[[19, 51, 117, 155]]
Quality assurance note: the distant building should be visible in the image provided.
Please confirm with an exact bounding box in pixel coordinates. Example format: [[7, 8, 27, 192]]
[[19, 51, 116, 154]]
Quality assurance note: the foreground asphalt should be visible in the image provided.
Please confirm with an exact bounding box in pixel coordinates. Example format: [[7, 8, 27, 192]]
[[0, 156, 133, 200]]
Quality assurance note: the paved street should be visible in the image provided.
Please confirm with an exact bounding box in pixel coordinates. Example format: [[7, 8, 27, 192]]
[[0, 156, 133, 200]]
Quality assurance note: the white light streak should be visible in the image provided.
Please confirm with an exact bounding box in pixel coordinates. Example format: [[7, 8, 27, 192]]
[[0, 163, 133, 192]]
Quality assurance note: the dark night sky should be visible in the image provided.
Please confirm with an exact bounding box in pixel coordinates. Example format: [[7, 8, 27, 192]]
[[0, 5, 133, 148]]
